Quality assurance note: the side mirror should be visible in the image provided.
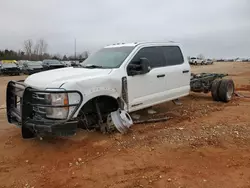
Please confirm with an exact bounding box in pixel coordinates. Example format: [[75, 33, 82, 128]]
[[127, 58, 151, 76]]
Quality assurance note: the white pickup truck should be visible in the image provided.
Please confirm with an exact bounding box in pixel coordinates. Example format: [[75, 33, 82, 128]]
[[189, 57, 205, 65], [6, 42, 234, 138]]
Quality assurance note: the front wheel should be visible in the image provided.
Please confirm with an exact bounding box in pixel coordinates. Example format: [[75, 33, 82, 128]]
[[22, 126, 35, 139], [77, 97, 119, 133]]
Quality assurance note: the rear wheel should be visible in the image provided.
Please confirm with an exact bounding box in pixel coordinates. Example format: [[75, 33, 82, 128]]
[[218, 79, 235, 102], [211, 79, 222, 101]]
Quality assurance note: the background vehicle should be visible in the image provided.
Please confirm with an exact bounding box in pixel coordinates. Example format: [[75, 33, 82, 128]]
[[22, 61, 44, 75], [71, 61, 81, 67], [61, 61, 72, 67], [189, 57, 204, 65], [206, 59, 214, 65], [42, 59, 66, 70], [16, 60, 28, 71], [0, 63, 20, 75]]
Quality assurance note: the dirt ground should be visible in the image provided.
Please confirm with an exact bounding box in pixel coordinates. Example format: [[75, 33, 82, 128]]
[[0, 62, 250, 188]]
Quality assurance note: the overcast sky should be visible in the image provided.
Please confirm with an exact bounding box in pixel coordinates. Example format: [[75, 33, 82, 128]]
[[0, 0, 249, 58]]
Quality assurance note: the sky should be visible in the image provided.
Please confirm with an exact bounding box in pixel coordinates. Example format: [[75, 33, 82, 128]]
[[0, 0, 249, 58]]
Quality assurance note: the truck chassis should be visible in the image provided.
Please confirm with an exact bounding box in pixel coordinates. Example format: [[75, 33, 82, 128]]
[[190, 73, 234, 102]]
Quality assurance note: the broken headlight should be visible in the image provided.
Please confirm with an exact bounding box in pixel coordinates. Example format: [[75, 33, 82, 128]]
[[45, 93, 69, 119]]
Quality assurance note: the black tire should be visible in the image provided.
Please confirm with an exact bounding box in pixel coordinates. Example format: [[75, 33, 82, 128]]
[[195, 62, 197, 65], [218, 79, 235, 102], [22, 126, 35, 139], [211, 79, 222, 101]]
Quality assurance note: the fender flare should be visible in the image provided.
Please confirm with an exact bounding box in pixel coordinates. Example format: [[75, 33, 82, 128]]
[[73, 87, 120, 118]]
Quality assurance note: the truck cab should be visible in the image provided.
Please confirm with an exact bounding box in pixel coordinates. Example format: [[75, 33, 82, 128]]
[[6, 42, 191, 138]]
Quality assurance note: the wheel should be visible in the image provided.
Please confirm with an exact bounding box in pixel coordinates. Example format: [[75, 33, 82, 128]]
[[201, 61, 204, 65], [22, 126, 35, 139], [195, 62, 197, 65], [77, 97, 119, 132], [211, 79, 222, 101], [218, 79, 235, 102]]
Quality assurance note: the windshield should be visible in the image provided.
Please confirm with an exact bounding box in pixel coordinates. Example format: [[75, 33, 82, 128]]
[[81, 46, 134, 68], [2, 63, 17, 68], [191, 57, 196, 60], [43, 60, 62, 65], [27, 61, 42, 67]]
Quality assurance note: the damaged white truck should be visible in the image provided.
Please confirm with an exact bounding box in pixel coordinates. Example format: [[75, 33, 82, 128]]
[[6, 42, 235, 138]]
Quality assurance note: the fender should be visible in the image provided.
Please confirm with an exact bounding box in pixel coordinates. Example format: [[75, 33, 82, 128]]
[[72, 87, 120, 118]]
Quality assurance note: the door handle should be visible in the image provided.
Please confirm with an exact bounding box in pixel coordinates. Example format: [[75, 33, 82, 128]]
[[157, 74, 165, 78], [182, 70, 189, 73]]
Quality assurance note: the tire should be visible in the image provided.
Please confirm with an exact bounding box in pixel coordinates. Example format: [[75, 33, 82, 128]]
[[22, 126, 35, 139], [195, 62, 197, 65], [211, 79, 222, 101], [218, 79, 235, 102]]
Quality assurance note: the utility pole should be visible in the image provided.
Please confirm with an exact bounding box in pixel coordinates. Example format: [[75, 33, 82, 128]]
[[74, 38, 76, 61]]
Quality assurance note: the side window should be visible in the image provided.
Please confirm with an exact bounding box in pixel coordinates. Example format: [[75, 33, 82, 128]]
[[161, 46, 184, 66], [130, 47, 166, 68]]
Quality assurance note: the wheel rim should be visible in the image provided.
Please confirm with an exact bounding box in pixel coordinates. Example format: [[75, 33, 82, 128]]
[[227, 83, 234, 99]]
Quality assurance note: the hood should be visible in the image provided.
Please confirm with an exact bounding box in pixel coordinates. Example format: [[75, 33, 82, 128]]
[[24, 67, 113, 89]]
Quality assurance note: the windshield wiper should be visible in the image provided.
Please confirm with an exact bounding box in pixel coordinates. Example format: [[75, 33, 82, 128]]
[[81, 64, 103, 69]]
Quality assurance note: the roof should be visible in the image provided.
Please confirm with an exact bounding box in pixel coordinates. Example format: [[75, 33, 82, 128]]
[[1, 60, 17, 63], [104, 41, 178, 48]]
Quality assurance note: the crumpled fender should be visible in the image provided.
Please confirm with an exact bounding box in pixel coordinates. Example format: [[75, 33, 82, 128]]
[[73, 86, 120, 118]]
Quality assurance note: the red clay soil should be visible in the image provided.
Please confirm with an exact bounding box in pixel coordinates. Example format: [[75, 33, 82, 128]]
[[0, 62, 250, 188]]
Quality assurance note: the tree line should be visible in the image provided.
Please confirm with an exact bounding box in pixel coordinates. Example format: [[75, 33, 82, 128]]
[[0, 39, 89, 61]]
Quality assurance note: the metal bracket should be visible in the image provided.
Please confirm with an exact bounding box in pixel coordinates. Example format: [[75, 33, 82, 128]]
[[172, 99, 182, 106]]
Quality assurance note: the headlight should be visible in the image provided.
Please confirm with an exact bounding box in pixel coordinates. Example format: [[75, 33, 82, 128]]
[[45, 93, 69, 119]]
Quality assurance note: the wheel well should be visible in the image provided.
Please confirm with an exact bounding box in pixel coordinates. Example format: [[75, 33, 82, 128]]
[[77, 95, 119, 129], [80, 96, 119, 114]]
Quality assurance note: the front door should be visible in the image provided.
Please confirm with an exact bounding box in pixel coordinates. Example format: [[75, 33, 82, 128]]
[[126, 46, 168, 112]]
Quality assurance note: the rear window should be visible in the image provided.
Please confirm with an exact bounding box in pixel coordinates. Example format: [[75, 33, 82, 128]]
[[161, 46, 184, 66], [2, 63, 17, 68]]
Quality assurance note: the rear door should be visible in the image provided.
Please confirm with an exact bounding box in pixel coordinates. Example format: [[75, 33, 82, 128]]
[[160, 46, 190, 99]]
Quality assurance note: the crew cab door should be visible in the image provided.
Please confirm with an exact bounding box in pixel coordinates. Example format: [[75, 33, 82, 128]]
[[160, 46, 190, 99], [126, 46, 168, 112]]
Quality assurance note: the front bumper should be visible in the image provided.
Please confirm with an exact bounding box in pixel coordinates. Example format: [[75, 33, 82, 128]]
[[6, 80, 83, 138]]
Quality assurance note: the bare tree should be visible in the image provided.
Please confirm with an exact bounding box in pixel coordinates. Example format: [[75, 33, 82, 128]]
[[38, 39, 48, 56], [197, 54, 205, 60], [23, 39, 33, 59], [81, 51, 89, 59], [33, 42, 40, 55]]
